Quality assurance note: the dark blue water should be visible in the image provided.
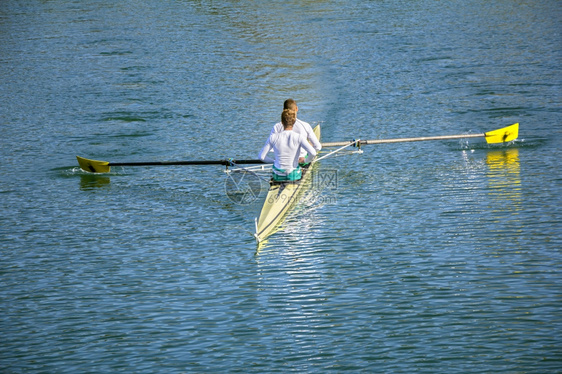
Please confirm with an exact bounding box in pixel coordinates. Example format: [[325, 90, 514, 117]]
[[1, 1, 561, 372]]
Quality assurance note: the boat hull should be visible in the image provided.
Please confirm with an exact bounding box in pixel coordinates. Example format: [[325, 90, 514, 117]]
[[254, 168, 313, 242]]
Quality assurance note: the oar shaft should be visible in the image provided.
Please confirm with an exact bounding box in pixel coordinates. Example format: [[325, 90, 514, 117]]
[[322, 133, 484, 147], [108, 159, 265, 167], [76, 155, 265, 173]]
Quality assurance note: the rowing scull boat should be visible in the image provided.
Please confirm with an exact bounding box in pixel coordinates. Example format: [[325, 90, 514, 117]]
[[75, 123, 519, 244]]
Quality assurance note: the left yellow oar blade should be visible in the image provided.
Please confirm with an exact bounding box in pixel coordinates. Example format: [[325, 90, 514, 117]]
[[484, 123, 519, 144], [76, 156, 111, 173]]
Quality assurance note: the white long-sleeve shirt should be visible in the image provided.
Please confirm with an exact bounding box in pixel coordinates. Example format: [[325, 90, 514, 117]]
[[270, 118, 322, 158], [258, 130, 317, 174]]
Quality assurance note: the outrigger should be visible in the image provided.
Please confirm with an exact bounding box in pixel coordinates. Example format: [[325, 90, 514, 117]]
[[77, 123, 519, 243]]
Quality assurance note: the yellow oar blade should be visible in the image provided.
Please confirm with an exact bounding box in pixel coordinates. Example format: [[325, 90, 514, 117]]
[[484, 123, 519, 144], [76, 156, 111, 173]]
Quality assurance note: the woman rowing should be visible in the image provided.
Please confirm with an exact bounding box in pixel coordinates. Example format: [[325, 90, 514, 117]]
[[258, 109, 317, 182]]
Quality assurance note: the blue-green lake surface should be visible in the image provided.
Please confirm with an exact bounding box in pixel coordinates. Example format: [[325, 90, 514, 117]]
[[1, 1, 561, 372]]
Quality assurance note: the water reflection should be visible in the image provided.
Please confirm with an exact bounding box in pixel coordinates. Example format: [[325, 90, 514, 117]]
[[485, 148, 522, 233], [80, 174, 110, 190], [486, 148, 521, 202]]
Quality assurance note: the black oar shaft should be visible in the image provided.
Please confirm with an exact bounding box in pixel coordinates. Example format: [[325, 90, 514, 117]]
[[108, 159, 265, 167]]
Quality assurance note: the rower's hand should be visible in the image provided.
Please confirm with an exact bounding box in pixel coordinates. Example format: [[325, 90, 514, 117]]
[[298, 157, 305, 164]]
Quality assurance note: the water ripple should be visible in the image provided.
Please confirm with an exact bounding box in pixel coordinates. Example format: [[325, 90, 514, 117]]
[[2, 0, 561, 372]]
